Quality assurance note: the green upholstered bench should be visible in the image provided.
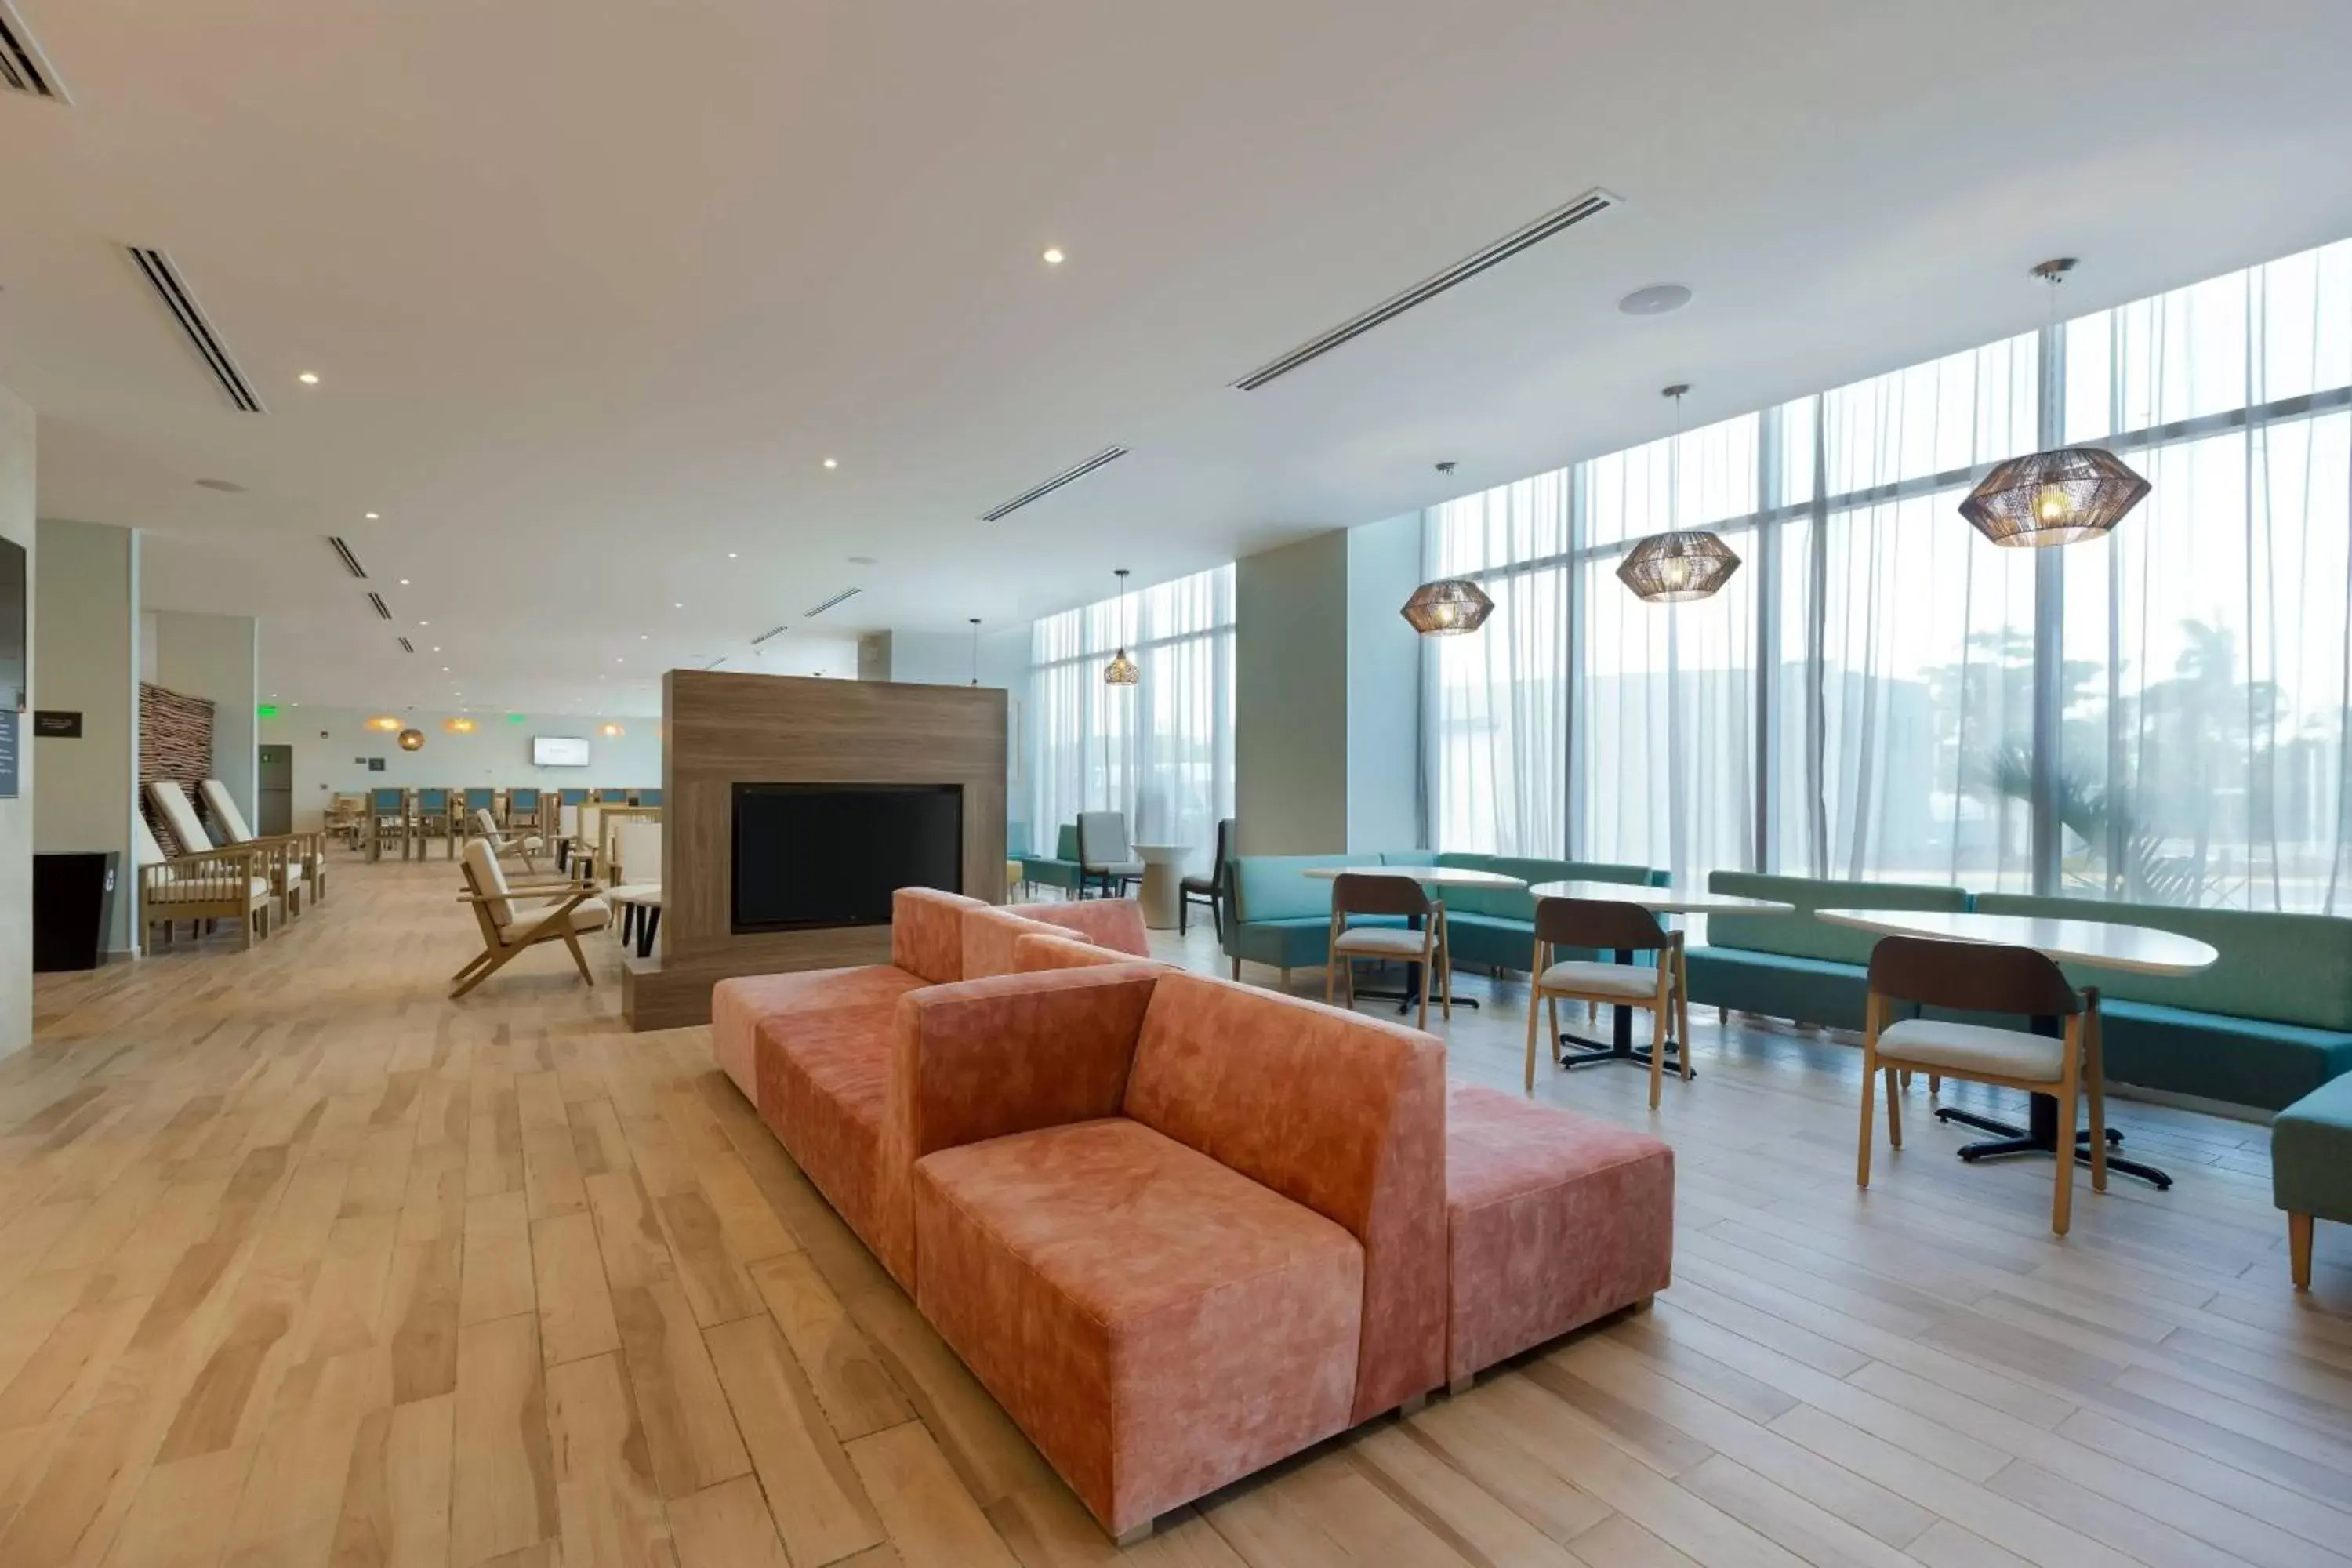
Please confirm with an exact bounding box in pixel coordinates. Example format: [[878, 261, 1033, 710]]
[[1019, 824, 1086, 898], [1969, 894, 2352, 1112], [2275, 1075, 2352, 1290], [1221, 851, 1664, 981], [1682, 873, 1973, 1032]]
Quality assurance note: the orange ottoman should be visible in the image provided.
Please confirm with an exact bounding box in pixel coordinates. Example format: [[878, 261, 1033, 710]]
[[1444, 1083, 1674, 1388]]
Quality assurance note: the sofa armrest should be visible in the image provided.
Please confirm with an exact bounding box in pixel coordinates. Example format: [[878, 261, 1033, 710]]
[[1013, 931, 1158, 972], [891, 967, 1158, 1163]]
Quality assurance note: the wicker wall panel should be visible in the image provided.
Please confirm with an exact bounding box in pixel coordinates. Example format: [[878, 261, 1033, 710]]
[[140, 682, 215, 854]]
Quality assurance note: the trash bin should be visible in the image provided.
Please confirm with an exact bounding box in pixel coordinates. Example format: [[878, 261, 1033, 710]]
[[34, 851, 118, 971]]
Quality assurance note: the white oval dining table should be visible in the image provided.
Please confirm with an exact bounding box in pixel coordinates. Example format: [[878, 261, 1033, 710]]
[[1812, 906, 2220, 1189]]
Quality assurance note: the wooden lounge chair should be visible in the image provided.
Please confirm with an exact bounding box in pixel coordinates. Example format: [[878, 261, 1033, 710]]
[[150, 779, 304, 919], [470, 808, 544, 872], [199, 779, 328, 906], [135, 817, 274, 950], [452, 838, 611, 997]]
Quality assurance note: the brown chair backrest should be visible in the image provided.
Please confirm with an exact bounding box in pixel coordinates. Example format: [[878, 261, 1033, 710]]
[[1332, 872, 1432, 920], [1534, 896, 1668, 953], [1866, 935, 2081, 1017]]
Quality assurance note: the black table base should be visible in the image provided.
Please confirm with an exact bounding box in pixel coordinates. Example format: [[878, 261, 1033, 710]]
[[1933, 1096, 2170, 1189], [1551, 948, 1688, 1076]]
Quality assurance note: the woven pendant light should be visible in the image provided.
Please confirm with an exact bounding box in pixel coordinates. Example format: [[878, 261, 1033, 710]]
[[1401, 461, 1497, 636], [1103, 570, 1139, 686], [1958, 260, 2150, 547], [1619, 385, 1741, 602]]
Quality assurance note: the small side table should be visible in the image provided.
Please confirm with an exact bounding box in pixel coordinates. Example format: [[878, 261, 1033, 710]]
[[1133, 844, 1186, 930]]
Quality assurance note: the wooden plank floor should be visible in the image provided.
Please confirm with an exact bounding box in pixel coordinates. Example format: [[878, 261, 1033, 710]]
[[4, 855, 2350, 1567]]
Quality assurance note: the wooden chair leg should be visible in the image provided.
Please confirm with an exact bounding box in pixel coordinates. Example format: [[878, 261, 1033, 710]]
[[1675, 946, 1691, 1080], [2085, 1011, 2108, 1194], [2289, 1212, 2314, 1290], [2052, 1058, 2081, 1236], [1523, 986, 1542, 1094], [1324, 952, 1336, 1006], [1647, 997, 1666, 1111], [1437, 920, 1453, 1022], [1929, 1074, 1941, 1095], [1883, 1067, 1902, 1149], [452, 950, 493, 983], [452, 944, 517, 998], [561, 929, 594, 987], [1857, 1040, 1877, 1189], [1413, 939, 1429, 1032]]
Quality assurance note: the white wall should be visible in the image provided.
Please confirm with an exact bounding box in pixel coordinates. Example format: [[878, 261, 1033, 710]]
[[1345, 513, 1423, 853], [0, 387, 33, 1054], [1235, 530, 1349, 854], [258, 706, 664, 832], [34, 518, 141, 956], [873, 626, 1026, 691], [151, 610, 258, 829]]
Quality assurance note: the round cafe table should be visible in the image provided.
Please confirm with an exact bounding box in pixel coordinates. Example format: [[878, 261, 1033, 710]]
[[1523, 881, 1796, 1076], [1132, 844, 1188, 930], [1814, 908, 2219, 1189], [1302, 865, 1528, 1014]]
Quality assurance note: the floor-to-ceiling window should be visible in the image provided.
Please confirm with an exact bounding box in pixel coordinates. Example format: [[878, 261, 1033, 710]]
[[1425, 235, 2352, 911], [1027, 564, 1235, 873]]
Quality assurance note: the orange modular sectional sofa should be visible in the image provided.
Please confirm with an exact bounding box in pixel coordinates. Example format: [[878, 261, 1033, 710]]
[[715, 887, 1673, 1538]]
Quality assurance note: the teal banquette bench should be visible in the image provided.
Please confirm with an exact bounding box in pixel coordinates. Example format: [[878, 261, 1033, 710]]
[[1221, 851, 1662, 979], [2274, 1075, 2352, 1289], [1969, 894, 2352, 1112], [1019, 823, 1086, 898], [1681, 873, 1973, 1032]]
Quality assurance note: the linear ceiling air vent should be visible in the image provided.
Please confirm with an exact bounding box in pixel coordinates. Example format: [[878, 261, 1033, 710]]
[[368, 592, 393, 620], [0, 2, 67, 101], [1232, 187, 1620, 391], [801, 587, 862, 619], [125, 246, 264, 412], [398, 637, 415, 654], [979, 446, 1128, 522], [328, 536, 368, 579], [750, 624, 791, 648], [702, 656, 728, 670]]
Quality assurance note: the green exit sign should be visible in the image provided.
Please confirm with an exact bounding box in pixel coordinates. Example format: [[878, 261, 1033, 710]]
[[256, 704, 279, 718], [508, 713, 527, 724]]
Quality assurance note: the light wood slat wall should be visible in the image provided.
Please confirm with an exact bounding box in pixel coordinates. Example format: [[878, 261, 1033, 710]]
[[137, 682, 214, 854], [625, 670, 1007, 1029]]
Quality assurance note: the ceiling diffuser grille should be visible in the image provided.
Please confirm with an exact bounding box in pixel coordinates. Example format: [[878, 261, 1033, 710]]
[[328, 536, 368, 578], [979, 446, 1128, 521], [1232, 187, 1620, 390], [398, 637, 415, 654], [125, 246, 264, 412], [750, 624, 791, 648], [0, 2, 67, 100], [368, 592, 393, 620], [801, 587, 862, 619]]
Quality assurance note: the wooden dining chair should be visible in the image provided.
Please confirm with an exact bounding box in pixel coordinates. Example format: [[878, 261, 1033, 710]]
[[1523, 897, 1685, 1107], [1327, 873, 1449, 1029], [1858, 935, 2106, 1236]]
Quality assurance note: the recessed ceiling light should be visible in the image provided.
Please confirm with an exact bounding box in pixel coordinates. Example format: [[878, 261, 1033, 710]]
[[1618, 283, 1693, 316], [364, 511, 379, 520], [441, 666, 450, 673], [639, 634, 648, 641], [398, 578, 410, 586], [298, 372, 320, 385], [822, 457, 839, 470], [431, 645, 441, 652], [727, 552, 738, 560], [419, 620, 430, 626], [1042, 247, 1065, 266], [673, 601, 683, 609]]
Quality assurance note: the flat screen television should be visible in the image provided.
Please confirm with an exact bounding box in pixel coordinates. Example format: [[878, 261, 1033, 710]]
[[731, 782, 962, 933], [533, 735, 590, 767], [0, 536, 24, 713]]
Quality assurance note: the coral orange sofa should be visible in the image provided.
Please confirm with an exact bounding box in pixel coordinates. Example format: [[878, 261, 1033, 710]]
[[902, 968, 1446, 1537], [710, 889, 1152, 1287]]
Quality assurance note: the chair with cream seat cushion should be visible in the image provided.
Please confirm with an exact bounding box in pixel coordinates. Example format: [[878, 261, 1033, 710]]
[[152, 778, 299, 919], [1524, 898, 1686, 1109], [454, 837, 610, 997], [199, 778, 328, 906], [1859, 935, 2106, 1236], [135, 816, 274, 950], [470, 808, 544, 872], [1327, 872, 1449, 1029]]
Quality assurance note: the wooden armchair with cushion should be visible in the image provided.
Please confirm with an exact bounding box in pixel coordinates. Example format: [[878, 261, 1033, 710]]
[[136, 817, 274, 950], [452, 837, 611, 997], [470, 808, 544, 872], [199, 779, 328, 907], [151, 779, 310, 920]]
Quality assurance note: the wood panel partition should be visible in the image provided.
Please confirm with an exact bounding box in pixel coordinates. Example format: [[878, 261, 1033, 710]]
[[622, 670, 1006, 1030]]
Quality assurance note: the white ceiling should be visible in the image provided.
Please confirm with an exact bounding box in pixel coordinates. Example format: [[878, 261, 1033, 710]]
[[5, 0, 2350, 717]]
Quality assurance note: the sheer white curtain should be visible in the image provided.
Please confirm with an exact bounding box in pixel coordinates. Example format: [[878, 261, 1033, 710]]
[[1027, 565, 1235, 874], [1424, 474, 1571, 855], [2059, 241, 2352, 910], [1793, 336, 2040, 889]]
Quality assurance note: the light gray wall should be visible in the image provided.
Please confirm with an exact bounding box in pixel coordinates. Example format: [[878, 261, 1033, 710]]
[[875, 626, 1026, 691], [0, 388, 33, 1054], [34, 518, 141, 956], [151, 610, 258, 829], [258, 706, 665, 833], [1235, 530, 1349, 854], [1345, 513, 1423, 853]]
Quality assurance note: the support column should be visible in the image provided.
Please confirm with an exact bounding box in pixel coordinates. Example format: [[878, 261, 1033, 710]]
[[151, 609, 260, 829], [34, 519, 141, 957], [0, 387, 33, 1052]]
